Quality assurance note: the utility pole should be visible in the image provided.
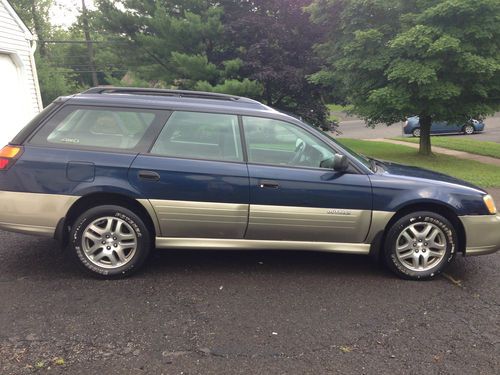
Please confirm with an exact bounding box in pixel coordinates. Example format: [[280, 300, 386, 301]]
[[81, 0, 99, 86]]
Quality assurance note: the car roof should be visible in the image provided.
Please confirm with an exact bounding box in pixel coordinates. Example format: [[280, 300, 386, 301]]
[[65, 86, 288, 119]]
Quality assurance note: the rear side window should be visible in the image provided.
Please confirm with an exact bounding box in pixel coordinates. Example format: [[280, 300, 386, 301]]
[[150, 111, 243, 162], [30, 106, 167, 151]]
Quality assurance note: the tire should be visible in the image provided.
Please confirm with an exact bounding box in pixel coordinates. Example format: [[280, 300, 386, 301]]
[[463, 124, 475, 135], [384, 211, 457, 280], [69, 205, 152, 278], [412, 128, 421, 137]]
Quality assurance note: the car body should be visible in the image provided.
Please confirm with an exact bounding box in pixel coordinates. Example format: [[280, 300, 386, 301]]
[[404, 116, 485, 137], [0, 87, 498, 280]]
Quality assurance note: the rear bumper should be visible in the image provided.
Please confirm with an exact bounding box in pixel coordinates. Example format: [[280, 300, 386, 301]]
[[0, 191, 78, 237], [460, 214, 500, 256]]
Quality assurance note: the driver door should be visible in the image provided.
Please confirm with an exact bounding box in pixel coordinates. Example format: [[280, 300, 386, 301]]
[[242, 116, 372, 243]]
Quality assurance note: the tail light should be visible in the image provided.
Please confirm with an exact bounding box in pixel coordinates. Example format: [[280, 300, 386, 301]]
[[0, 145, 23, 170]]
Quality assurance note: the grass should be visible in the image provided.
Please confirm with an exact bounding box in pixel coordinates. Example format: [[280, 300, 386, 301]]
[[326, 103, 354, 112], [326, 103, 355, 123], [339, 138, 500, 188], [393, 137, 500, 159]]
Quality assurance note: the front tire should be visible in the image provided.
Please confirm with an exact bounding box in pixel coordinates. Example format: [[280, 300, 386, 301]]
[[69, 205, 152, 278], [384, 211, 457, 280], [412, 128, 421, 137], [463, 124, 475, 135]]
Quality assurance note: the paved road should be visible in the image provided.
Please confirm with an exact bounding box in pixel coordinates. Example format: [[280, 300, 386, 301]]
[[336, 115, 500, 142], [1, 192, 499, 374]]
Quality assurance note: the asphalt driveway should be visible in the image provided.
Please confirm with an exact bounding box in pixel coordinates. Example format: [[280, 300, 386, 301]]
[[1, 193, 499, 374]]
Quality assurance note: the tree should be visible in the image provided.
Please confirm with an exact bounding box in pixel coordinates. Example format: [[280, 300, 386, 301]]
[[94, 0, 260, 97], [309, 0, 500, 154], [10, 0, 53, 56], [35, 53, 82, 104], [221, 0, 330, 127], [80, 0, 98, 86]]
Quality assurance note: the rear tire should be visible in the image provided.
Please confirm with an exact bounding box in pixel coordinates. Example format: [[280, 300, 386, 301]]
[[384, 211, 457, 280], [412, 128, 421, 137], [69, 205, 151, 279]]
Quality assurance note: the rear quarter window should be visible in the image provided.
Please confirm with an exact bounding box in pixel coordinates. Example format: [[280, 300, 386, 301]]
[[29, 105, 168, 152]]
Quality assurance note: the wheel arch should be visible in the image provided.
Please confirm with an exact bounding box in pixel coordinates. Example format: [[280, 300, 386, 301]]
[[55, 192, 159, 247], [370, 201, 466, 260]]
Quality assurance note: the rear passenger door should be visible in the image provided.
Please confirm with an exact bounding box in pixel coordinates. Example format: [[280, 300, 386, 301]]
[[25, 105, 168, 196], [129, 111, 249, 239]]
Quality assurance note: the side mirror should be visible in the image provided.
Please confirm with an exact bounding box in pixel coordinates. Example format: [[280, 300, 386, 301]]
[[320, 153, 349, 172]]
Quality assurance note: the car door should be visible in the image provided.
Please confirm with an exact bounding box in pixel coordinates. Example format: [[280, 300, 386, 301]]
[[128, 111, 249, 239], [241, 116, 372, 243]]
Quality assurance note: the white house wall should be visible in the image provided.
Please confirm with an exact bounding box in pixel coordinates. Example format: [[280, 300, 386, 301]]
[[0, 0, 42, 145]]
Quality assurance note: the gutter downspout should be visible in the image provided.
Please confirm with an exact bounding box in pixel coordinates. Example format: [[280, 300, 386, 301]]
[[29, 37, 44, 110]]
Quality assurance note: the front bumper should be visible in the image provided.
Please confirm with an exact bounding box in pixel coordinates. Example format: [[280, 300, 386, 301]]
[[403, 124, 413, 135], [460, 214, 500, 256]]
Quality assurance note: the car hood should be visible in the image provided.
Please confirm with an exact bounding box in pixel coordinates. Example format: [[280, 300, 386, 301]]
[[375, 160, 486, 193]]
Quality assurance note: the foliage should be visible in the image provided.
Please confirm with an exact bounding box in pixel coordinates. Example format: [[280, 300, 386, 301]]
[[339, 138, 500, 187], [9, 0, 52, 55], [195, 79, 264, 98], [221, 0, 330, 127], [94, 1, 239, 89], [35, 52, 85, 105], [309, 0, 500, 154], [394, 137, 500, 159]]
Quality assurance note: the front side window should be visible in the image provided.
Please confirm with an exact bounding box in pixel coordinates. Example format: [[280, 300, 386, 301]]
[[151, 111, 243, 162], [242, 116, 335, 169], [31, 106, 162, 150]]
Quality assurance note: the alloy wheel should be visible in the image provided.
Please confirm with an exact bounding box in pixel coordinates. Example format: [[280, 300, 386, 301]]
[[464, 125, 474, 135], [395, 222, 447, 272], [81, 216, 138, 269]]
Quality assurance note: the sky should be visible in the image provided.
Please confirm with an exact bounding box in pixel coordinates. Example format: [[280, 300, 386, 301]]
[[50, 0, 96, 27]]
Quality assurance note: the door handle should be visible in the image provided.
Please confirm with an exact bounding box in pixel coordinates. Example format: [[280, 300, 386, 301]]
[[138, 170, 160, 181], [259, 180, 279, 189]]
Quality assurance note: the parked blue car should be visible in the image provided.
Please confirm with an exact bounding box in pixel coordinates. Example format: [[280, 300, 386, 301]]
[[404, 116, 485, 137], [0, 87, 498, 280]]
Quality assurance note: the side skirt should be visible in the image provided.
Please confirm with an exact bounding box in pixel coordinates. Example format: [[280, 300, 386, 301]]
[[155, 237, 370, 254]]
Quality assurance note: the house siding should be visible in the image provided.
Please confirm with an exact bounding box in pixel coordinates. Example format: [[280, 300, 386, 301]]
[[0, 0, 42, 117]]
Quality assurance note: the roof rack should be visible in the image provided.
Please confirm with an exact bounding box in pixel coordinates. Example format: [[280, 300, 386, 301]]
[[83, 86, 248, 102]]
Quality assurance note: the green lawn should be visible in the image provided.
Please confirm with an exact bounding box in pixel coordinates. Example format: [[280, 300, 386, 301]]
[[339, 138, 500, 188], [393, 137, 500, 159], [326, 103, 354, 122], [326, 103, 354, 112]]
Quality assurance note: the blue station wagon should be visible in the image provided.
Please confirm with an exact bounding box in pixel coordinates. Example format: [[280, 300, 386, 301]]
[[0, 87, 498, 280]]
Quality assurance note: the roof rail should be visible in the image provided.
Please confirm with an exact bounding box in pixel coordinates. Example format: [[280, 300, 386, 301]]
[[83, 86, 248, 102]]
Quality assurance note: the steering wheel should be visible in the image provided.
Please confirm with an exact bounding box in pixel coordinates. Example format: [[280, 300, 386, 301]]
[[289, 139, 306, 165]]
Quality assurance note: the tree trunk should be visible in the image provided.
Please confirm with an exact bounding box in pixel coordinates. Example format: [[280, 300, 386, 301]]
[[81, 0, 99, 87], [265, 82, 273, 106], [419, 114, 432, 155]]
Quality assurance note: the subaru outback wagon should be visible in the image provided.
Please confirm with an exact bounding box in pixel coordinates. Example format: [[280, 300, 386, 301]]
[[0, 87, 498, 280]]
